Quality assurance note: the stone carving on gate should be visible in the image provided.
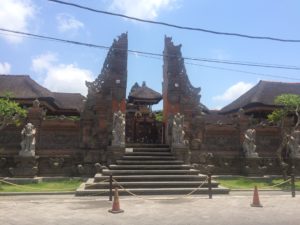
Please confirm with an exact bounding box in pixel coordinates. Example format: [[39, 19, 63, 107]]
[[288, 130, 300, 158], [112, 110, 125, 147], [243, 128, 259, 158], [172, 113, 185, 147], [19, 123, 36, 157]]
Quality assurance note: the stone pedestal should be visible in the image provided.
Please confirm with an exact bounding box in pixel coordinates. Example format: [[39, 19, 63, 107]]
[[241, 158, 265, 176], [19, 150, 35, 157], [172, 145, 191, 164], [107, 146, 125, 165], [10, 156, 39, 178], [245, 152, 259, 158]]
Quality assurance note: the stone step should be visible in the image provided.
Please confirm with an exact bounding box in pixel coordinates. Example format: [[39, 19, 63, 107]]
[[102, 169, 200, 176], [109, 164, 192, 170], [126, 144, 169, 148], [94, 174, 207, 182], [122, 156, 177, 160], [124, 152, 173, 156], [84, 181, 219, 189], [116, 160, 184, 165], [130, 148, 170, 152], [76, 187, 230, 196]]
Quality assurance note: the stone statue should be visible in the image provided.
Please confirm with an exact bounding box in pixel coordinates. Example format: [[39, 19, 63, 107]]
[[172, 113, 185, 147], [287, 130, 300, 158], [19, 123, 36, 157], [112, 110, 125, 147], [243, 128, 259, 158]]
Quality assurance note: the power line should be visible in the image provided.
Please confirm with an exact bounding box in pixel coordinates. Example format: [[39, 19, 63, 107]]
[[2, 28, 300, 73], [1, 28, 299, 81], [134, 53, 300, 81], [187, 62, 300, 81], [48, 0, 300, 43]]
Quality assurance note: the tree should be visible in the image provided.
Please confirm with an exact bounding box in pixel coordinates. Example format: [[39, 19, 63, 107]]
[[0, 96, 27, 131], [268, 94, 300, 129], [267, 94, 300, 175]]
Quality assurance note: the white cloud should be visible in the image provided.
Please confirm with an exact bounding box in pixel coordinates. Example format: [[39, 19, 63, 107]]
[[31, 53, 93, 96], [0, 62, 11, 74], [31, 52, 57, 72], [109, 0, 179, 20], [0, 0, 35, 43], [213, 81, 254, 102], [211, 49, 231, 61], [56, 13, 84, 32]]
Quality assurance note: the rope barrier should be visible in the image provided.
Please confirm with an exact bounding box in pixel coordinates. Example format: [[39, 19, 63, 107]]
[[257, 178, 292, 189], [112, 176, 209, 201], [0, 179, 76, 192]]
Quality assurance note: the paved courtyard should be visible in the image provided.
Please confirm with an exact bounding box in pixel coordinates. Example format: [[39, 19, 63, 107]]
[[0, 192, 299, 225]]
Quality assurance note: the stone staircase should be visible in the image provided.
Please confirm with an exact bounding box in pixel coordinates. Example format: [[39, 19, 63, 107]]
[[76, 144, 229, 196]]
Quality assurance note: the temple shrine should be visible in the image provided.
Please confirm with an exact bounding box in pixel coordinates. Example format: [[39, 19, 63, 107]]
[[126, 81, 163, 144], [1, 33, 300, 195]]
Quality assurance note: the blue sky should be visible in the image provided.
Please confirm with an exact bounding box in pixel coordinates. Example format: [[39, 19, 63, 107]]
[[0, 0, 300, 110]]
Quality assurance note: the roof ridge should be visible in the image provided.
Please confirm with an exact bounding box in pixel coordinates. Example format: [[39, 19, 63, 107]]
[[23, 76, 54, 98], [53, 92, 83, 96], [250, 80, 265, 103]]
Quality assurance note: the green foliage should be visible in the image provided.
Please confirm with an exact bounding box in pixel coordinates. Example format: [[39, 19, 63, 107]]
[[0, 179, 82, 192], [0, 97, 27, 130], [155, 111, 163, 122], [46, 115, 80, 121], [216, 177, 300, 190], [267, 109, 286, 124], [274, 94, 300, 110], [267, 94, 300, 124]]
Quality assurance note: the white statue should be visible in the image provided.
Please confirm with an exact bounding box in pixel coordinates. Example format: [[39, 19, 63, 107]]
[[19, 123, 36, 157], [112, 111, 125, 147], [243, 128, 259, 158], [288, 130, 300, 158], [172, 113, 185, 147]]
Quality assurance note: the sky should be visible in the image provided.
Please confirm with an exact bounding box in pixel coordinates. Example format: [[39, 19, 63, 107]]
[[0, 0, 300, 110]]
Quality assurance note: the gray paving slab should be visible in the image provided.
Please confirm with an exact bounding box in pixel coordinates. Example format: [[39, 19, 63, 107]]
[[0, 193, 299, 225]]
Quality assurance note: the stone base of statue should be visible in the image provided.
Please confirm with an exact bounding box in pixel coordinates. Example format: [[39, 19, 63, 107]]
[[241, 158, 264, 176], [10, 156, 39, 178], [107, 146, 125, 165], [19, 150, 35, 157], [172, 144, 191, 164], [244, 152, 259, 158]]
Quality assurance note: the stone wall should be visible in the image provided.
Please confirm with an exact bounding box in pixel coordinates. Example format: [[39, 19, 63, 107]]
[[0, 117, 84, 177]]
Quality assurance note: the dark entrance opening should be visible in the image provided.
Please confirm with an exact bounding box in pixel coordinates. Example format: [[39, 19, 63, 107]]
[[125, 82, 164, 144]]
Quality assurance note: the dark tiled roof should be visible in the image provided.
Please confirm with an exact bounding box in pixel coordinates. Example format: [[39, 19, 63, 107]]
[[53, 92, 85, 111], [128, 82, 162, 104], [220, 80, 300, 114], [0, 74, 85, 112], [0, 75, 53, 98]]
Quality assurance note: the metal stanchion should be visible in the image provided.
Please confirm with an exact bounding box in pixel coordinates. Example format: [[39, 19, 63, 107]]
[[291, 166, 296, 198], [208, 173, 212, 199], [109, 174, 113, 201]]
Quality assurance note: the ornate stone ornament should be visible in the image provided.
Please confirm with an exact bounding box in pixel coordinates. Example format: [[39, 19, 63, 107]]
[[19, 123, 36, 157], [243, 128, 259, 158], [112, 111, 125, 147], [172, 113, 185, 147]]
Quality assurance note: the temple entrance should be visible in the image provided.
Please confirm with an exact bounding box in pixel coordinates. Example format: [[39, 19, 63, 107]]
[[125, 82, 164, 144]]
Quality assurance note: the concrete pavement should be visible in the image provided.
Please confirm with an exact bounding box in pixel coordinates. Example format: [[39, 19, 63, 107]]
[[0, 192, 299, 225]]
